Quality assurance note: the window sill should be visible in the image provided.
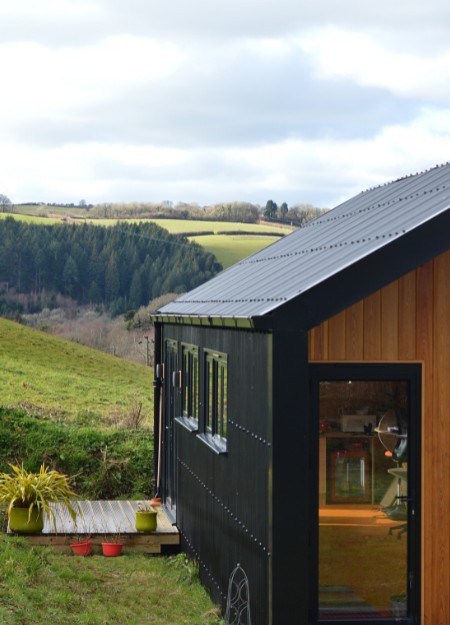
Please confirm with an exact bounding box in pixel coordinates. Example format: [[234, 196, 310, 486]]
[[197, 432, 228, 455], [175, 417, 199, 433]]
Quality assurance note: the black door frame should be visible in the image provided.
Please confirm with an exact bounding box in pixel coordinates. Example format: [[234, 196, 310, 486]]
[[309, 362, 422, 624], [163, 338, 179, 518]]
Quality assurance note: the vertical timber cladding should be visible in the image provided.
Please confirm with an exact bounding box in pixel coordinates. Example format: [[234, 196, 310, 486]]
[[308, 249, 450, 625], [161, 323, 273, 624]]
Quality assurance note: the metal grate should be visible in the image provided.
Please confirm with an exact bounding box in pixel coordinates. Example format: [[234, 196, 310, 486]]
[[225, 564, 252, 625]]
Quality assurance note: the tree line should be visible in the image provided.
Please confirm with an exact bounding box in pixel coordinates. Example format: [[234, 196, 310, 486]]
[[5, 195, 328, 226], [90, 200, 327, 226], [0, 218, 222, 316]]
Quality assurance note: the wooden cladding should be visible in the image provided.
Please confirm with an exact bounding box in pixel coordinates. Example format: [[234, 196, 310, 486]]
[[309, 248, 450, 625]]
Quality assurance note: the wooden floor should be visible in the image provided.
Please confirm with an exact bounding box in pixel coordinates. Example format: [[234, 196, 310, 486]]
[[17, 501, 180, 554], [319, 504, 400, 527]]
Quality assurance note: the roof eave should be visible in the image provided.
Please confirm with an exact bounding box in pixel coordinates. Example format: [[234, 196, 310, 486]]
[[150, 313, 273, 331]]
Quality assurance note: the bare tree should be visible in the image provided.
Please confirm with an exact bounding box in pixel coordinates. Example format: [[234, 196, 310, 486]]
[[0, 194, 12, 213]]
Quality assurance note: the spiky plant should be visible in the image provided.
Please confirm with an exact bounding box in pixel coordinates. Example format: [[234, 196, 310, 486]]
[[0, 463, 78, 528]]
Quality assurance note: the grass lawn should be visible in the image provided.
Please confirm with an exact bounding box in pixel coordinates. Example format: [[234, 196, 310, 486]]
[[0, 535, 222, 625], [0, 318, 153, 427]]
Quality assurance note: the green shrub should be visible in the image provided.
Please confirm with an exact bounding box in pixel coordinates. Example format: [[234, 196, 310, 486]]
[[0, 408, 153, 499]]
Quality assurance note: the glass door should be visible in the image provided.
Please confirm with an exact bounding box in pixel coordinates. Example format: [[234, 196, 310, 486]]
[[311, 364, 421, 623]]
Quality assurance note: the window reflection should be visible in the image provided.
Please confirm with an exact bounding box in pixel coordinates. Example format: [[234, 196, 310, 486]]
[[318, 380, 409, 620]]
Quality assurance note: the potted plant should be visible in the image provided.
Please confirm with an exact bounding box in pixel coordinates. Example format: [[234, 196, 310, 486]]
[[70, 539, 92, 556], [0, 463, 78, 534], [69, 514, 92, 556], [135, 502, 158, 532], [101, 540, 124, 557]]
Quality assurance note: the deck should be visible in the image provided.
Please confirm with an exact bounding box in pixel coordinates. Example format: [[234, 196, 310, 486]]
[[17, 501, 179, 554]]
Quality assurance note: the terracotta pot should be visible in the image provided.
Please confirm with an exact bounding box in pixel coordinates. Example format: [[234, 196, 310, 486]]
[[149, 497, 161, 507], [101, 542, 124, 557], [70, 540, 92, 556], [135, 510, 157, 532], [9, 507, 44, 534]]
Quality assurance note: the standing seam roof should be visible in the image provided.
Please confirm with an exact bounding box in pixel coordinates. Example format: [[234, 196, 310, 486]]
[[158, 163, 450, 319]]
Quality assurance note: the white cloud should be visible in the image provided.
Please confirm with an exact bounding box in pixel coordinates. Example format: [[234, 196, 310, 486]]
[[0, 35, 183, 123], [0, 1, 450, 207], [299, 27, 450, 102]]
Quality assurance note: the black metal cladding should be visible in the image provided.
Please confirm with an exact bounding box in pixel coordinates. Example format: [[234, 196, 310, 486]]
[[161, 324, 272, 625]]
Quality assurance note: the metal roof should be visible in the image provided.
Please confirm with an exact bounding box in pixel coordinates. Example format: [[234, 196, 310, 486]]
[[157, 163, 450, 323]]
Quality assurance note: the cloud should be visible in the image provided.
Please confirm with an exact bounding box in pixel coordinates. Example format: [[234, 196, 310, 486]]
[[1, 0, 450, 208], [299, 27, 450, 102]]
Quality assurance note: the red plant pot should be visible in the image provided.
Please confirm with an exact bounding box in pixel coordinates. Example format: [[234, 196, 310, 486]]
[[101, 542, 124, 557], [70, 540, 92, 556]]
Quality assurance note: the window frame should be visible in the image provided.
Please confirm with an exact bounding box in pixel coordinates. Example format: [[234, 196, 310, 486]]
[[176, 343, 200, 432], [198, 348, 228, 454]]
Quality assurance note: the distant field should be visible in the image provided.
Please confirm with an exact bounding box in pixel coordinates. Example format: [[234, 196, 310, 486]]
[[0, 318, 153, 426], [0, 213, 60, 225], [12, 204, 89, 218], [148, 218, 293, 235], [189, 233, 281, 268], [1, 211, 294, 267]]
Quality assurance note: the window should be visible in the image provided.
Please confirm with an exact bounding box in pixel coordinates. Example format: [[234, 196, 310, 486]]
[[180, 344, 199, 428], [202, 349, 228, 452]]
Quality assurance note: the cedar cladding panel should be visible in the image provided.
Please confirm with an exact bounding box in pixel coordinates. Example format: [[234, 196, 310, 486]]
[[308, 248, 450, 625]]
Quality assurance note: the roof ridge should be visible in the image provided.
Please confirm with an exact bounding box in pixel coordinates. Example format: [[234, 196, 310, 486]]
[[360, 161, 450, 195], [300, 183, 448, 229]]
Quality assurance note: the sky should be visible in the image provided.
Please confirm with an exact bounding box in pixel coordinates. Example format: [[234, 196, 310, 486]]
[[2, 0, 450, 209]]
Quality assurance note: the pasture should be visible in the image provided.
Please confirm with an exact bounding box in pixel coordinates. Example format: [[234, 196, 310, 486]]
[[0, 318, 153, 427]]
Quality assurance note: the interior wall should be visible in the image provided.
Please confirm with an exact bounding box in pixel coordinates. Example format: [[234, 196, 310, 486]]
[[308, 249, 450, 625]]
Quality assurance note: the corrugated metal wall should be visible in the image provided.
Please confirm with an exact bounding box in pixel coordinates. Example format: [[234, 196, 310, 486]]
[[161, 325, 272, 624]]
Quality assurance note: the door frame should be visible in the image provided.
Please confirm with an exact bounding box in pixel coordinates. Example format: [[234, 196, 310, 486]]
[[309, 362, 422, 624], [162, 338, 179, 519]]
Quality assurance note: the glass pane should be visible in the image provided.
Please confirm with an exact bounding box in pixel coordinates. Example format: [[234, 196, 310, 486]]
[[182, 350, 190, 417], [192, 354, 199, 421], [206, 357, 214, 433], [318, 380, 409, 620], [217, 362, 228, 439], [181, 348, 199, 423]]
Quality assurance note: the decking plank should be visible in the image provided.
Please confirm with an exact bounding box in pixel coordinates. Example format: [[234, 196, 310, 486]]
[[10, 500, 179, 553]]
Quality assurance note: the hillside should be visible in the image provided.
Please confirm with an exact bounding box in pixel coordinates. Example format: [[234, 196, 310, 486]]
[[0, 318, 153, 426]]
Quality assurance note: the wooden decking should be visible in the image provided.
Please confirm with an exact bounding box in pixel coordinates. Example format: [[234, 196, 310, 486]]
[[17, 501, 179, 554]]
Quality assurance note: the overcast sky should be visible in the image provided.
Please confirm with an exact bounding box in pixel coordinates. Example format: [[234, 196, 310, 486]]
[[1, 0, 450, 208]]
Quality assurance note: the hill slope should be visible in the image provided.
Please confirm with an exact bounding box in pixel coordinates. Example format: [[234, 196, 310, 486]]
[[0, 318, 153, 426]]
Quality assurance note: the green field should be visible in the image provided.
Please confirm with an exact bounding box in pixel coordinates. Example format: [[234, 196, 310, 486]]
[[0, 318, 153, 426], [147, 218, 292, 235], [0, 212, 60, 225], [189, 233, 281, 268]]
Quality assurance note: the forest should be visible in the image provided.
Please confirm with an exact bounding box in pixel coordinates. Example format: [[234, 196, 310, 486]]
[[0, 218, 222, 316]]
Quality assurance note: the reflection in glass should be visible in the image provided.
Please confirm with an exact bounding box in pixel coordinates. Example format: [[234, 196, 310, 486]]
[[318, 380, 409, 620]]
